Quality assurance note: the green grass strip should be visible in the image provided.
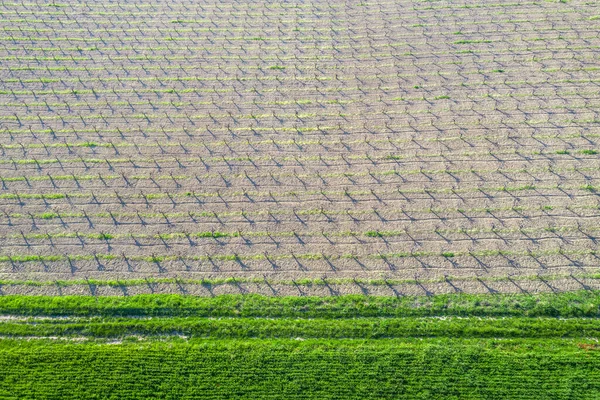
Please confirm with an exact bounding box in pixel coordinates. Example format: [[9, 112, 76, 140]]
[[0, 316, 599, 339], [1, 290, 599, 317]]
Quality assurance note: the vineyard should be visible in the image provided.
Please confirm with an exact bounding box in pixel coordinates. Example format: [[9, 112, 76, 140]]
[[1, 0, 600, 398], [1, 0, 599, 296]]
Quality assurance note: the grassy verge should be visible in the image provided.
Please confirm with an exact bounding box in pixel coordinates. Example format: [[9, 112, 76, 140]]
[[0, 290, 598, 317], [0, 316, 599, 339]]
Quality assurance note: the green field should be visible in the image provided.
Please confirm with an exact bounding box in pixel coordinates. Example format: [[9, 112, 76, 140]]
[[1, 291, 599, 399], [3, 338, 600, 400]]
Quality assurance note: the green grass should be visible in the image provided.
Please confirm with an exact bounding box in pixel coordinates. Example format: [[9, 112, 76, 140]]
[[1, 291, 600, 317], [0, 296, 599, 399], [454, 39, 494, 44], [0, 292, 599, 398], [0, 316, 599, 339], [0, 338, 597, 399]]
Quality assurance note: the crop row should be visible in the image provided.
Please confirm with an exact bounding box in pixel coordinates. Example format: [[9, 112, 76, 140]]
[[1, 21, 592, 38], [3, 42, 597, 64], [1, 135, 595, 161], [3, 79, 598, 109], [1, 154, 596, 177], [6, 65, 592, 86], [3, 80, 598, 115], [1, 167, 598, 192], [3, 88, 599, 111], [1, 12, 589, 31], [2, 41, 598, 62], [0, 123, 600, 144], [2, 26, 595, 45], [0, 1, 549, 12], [3, 0, 408, 9], [5, 26, 591, 43], [3, 101, 598, 123], [0, 273, 598, 289], [5, 124, 598, 150], [5, 104, 600, 131], [8, 36, 584, 55], [4, 51, 597, 74], [0, 3, 572, 18], [2, 164, 599, 181], [0, 202, 594, 222], [1, 223, 597, 242], [2, 247, 600, 264], [0, 143, 597, 163], [0, 182, 598, 201]]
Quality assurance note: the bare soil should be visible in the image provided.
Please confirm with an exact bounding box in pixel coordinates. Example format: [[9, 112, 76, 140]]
[[1, 0, 599, 295]]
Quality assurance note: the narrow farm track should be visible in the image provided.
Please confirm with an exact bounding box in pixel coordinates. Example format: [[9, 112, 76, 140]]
[[1, 0, 600, 296]]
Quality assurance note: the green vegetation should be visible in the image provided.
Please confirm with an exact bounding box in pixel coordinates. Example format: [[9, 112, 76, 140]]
[[1, 291, 599, 318], [0, 292, 599, 398], [0, 338, 598, 399], [454, 39, 494, 44], [2, 316, 600, 339]]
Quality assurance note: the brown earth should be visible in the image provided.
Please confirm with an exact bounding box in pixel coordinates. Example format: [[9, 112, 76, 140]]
[[0, 0, 599, 295]]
